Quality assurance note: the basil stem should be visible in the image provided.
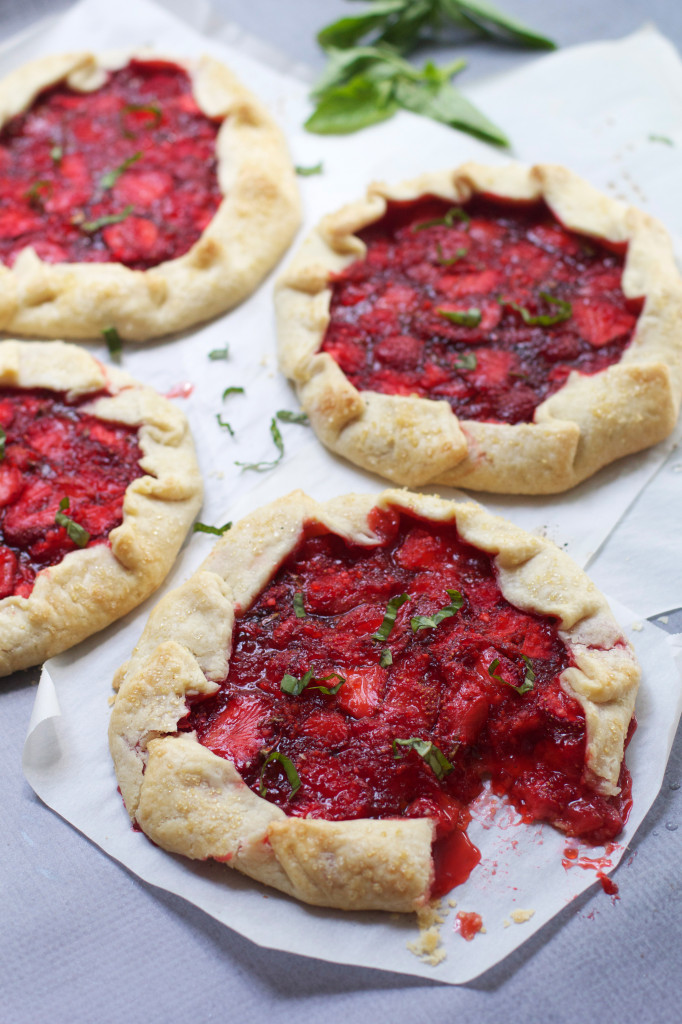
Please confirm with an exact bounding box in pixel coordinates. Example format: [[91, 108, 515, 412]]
[[259, 750, 301, 800], [371, 593, 410, 642], [55, 497, 90, 548], [436, 243, 467, 265], [392, 737, 453, 780], [455, 352, 477, 370], [411, 589, 463, 631]]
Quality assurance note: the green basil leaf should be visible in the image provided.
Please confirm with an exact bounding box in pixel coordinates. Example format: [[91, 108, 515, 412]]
[[216, 413, 234, 437], [305, 74, 398, 135], [25, 180, 51, 208], [276, 409, 309, 425], [648, 133, 674, 146], [235, 417, 284, 471], [101, 326, 122, 362], [0, 425, 5, 461], [488, 656, 534, 695], [413, 205, 470, 231], [311, 44, 416, 98], [50, 145, 63, 163], [193, 521, 232, 536], [55, 497, 90, 548], [309, 673, 346, 695], [281, 669, 315, 696], [100, 151, 142, 190], [436, 243, 468, 265], [410, 588, 463, 631], [501, 291, 572, 326], [295, 162, 324, 176], [120, 103, 162, 136], [444, 0, 556, 50], [392, 737, 453, 779], [259, 750, 301, 800], [380, 648, 393, 668], [371, 593, 410, 641], [438, 307, 481, 327], [222, 386, 245, 400], [293, 592, 306, 618], [81, 205, 133, 233], [376, 0, 437, 52], [395, 75, 509, 147], [317, 1, 406, 50], [208, 347, 229, 360], [455, 352, 477, 370]]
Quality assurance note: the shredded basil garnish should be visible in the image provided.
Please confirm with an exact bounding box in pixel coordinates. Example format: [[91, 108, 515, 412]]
[[293, 592, 306, 618], [488, 656, 535, 695], [193, 521, 232, 536], [276, 409, 309, 425], [371, 593, 410, 642], [436, 243, 467, 266], [411, 589, 463, 632], [455, 352, 477, 370], [25, 180, 51, 208], [438, 307, 481, 327], [280, 669, 345, 696], [222, 386, 245, 399], [120, 103, 162, 136], [216, 413, 234, 437], [649, 133, 674, 146], [501, 291, 572, 326], [0, 426, 5, 461], [101, 326, 122, 362], [55, 497, 90, 548], [208, 347, 229, 360], [50, 145, 63, 163], [413, 206, 470, 231], [380, 648, 393, 668], [259, 750, 301, 800], [81, 205, 133, 233], [100, 151, 142, 190], [392, 737, 453, 780], [235, 417, 284, 471], [295, 162, 324, 176]]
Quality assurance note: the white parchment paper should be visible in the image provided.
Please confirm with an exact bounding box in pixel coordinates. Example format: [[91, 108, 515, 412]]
[[16, 0, 682, 984]]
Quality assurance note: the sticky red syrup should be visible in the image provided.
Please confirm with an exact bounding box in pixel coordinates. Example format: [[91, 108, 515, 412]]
[[321, 196, 644, 424], [0, 59, 222, 269], [182, 507, 634, 896], [563, 841, 620, 897], [0, 387, 143, 598]]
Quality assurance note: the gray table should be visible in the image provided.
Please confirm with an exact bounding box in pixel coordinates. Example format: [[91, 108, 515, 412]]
[[1, 3, 681, 1022]]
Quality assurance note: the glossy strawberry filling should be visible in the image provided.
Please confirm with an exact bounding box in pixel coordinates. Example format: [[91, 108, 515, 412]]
[[0, 388, 143, 598], [321, 196, 643, 424], [184, 507, 632, 892], [0, 59, 222, 269]]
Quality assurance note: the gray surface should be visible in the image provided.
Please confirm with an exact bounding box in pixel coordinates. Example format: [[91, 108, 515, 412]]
[[1, 3, 681, 1022]]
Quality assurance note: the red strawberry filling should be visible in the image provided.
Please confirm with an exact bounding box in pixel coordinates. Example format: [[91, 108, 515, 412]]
[[183, 507, 633, 893], [321, 196, 643, 424], [0, 59, 222, 270], [0, 388, 143, 598]]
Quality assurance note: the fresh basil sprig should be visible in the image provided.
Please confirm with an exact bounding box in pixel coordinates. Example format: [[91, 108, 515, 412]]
[[259, 750, 301, 800], [392, 737, 453, 780], [55, 497, 90, 548], [411, 589, 463, 631], [488, 655, 535, 695], [501, 291, 572, 327], [310, 1, 555, 144], [371, 593, 410, 641], [193, 521, 232, 536], [235, 418, 284, 472]]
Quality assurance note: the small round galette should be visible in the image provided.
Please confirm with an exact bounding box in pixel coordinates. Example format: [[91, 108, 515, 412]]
[[276, 163, 682, 494], [0, 340, 202, 675], [109, 489, 639, 913], [0, 51, 300, 340]]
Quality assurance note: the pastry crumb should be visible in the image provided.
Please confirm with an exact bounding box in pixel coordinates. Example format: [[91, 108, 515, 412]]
[[658, 615, 669, 624], [630, 622, 644, 631], [407, 899, 447, 965], [447, 898, 457, 908], [510, 909, 535, 924], [503, 919, 511, 928]]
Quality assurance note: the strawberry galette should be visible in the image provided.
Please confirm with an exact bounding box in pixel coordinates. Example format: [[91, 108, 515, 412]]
[[109, 490, 639, 912], [0, 340, 202, 676], [276, 163, 682, 493], [0, 51, 300, 340]]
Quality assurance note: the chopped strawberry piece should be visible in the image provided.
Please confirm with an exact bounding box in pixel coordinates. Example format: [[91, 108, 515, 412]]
[[374, 334, 422, 370], [0, 464, 23, 507], [0, 545, 18, 599], [336, 666, 386, 718], [470, 348, 514, 385], [299, 710, 350, 745], [103, 216, 159, 262], [437, 269, 500, 300], [572, 300, 636, 347], [114, 170, 173, 206], [202, 696, 269, 768]]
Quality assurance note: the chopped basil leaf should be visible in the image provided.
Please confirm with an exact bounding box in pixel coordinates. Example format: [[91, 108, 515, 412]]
[[392, 737, 453, 780], [222, 386, 245, 399], [455, 352, 477, 370], [438, 307, 481, 327], [216, 413, 234, 437], [100, 151, 142, 190], [25, 180, 51, 208], [648, 133, 674, 145], [259, 750, 301, 800], [0, 426, 5, 461], [193, 521, 232, 536], [380, 648, 393, 668], [281, 669, 315, 696], [81, 205, 133, 233], [276, 409, 309, 425], [208, 347, 229, 360], [101, 326, 122, 363], [293, 592, 306, 618], [311, 673, 346, 695], [488, 656, 534, 695], [501, 291, 572, 326], [295, 162, 324, 176], [436, 243, 467, 266], [50, 145, 63, 163], [235, 417, 284, 471], [411, 589, 463, 631], [120, 103, 162, 136], [413, 206, 470, 231], [371, 593, 410, 642], [55, 497, 90, 548]]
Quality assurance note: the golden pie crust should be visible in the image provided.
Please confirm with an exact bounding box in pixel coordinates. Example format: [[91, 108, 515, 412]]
[[0, 340, 202, 676], [0, 51, 300, 341], [109, 489, 639, 913], [275, 163, 682, 494]]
